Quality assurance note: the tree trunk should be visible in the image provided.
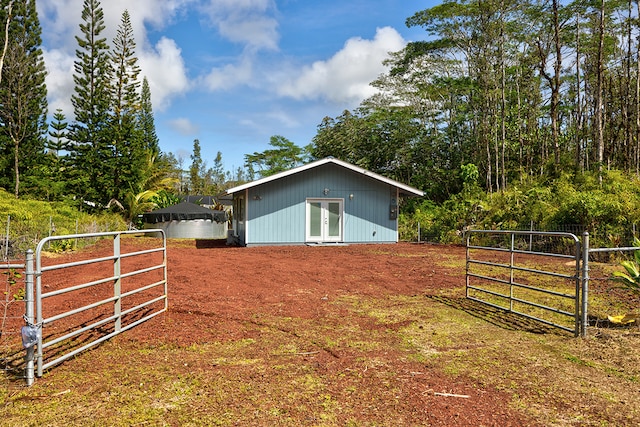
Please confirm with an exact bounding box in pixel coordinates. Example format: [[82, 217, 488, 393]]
[[0, 1, 12, 85], [551, 0, 561, 166], [575, 11, 583, 172], [636, 0, 640, 175], [500, 0, 507, 190], [624, 0, 632, 171], [596, 0, 605, 184], [13, 137, 19, 198]]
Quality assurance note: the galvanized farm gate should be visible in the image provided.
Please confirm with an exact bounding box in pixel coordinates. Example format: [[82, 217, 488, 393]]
[[21, 230, 168, 385], [465, 230, 588, 337]]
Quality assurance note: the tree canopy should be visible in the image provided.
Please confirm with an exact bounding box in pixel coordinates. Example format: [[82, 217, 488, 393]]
[[312, 0, 640, 203], [245, 135, 310, 178], [0, 0, 48, 198]]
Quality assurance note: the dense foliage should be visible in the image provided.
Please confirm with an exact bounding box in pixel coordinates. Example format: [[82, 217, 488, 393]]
[[245, 135, 312, 179], [314, 0, 640, 244], [400, 168, 640, 248], [0, 187, 126, 255], [0, 0, 48, 198], [316, 0, 640, 198]]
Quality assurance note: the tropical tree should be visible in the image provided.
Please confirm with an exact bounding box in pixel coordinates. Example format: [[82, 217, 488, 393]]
[[0, 0, 48, 198], [44, 109, 70, 200], [245, 135, 308, 178], [189, 139, 205, 194], [107, 9, 144, 203], [139, 76, 159, 156]]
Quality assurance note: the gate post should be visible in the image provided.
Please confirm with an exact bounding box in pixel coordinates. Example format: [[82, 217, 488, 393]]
[[24, 249, 35, 386], [113, 234, 121, 332], [581, 232, 589, 337]]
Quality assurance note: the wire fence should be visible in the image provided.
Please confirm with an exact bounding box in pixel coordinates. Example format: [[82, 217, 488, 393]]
[[409, 221, 638, 255], [1, 214, 126, 262], [1, 254, 27, 389]]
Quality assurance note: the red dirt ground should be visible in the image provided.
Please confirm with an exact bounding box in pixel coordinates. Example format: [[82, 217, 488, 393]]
[[35, 239, 541, 426]]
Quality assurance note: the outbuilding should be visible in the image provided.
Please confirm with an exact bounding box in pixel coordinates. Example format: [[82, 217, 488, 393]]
[[224, 157, 424, 246], [141, 201, 228, 239]]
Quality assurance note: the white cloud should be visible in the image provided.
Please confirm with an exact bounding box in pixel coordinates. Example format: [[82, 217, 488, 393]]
[[43, 48, 76, 116], [139, 37, 191, 111], [237, 109, 300, 135], [37, 0, 284, 118], [168, 118, 200, 135], [266, 110, 300, 129], [38, 1, 190, 50], [277, 27, 406, 105], [37, 0, 192, 117], [200, 0, 279, 51], [201, 54, 254, 91]]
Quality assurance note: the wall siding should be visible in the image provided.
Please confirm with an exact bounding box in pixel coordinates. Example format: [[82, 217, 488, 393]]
[[246, 164, 397, 245]]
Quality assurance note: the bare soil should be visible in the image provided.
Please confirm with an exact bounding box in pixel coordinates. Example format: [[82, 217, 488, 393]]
[[3, 238, 640, 426], [146, 241, 538, 426]]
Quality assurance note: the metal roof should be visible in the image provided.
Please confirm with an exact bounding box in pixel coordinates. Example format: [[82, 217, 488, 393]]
[[225, 157, 424, 197]]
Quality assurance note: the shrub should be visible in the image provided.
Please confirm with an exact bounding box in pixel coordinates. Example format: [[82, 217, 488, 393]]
[[0, 189, 127, 256]]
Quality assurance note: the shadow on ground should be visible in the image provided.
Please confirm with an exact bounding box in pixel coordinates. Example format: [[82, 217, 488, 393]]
[[426, 295, 563, 335]]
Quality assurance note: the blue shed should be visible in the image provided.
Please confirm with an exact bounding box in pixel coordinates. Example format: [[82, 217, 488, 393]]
[[224, 157, 424, 246]]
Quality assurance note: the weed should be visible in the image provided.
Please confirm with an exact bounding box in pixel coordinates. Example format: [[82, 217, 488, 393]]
[[47, 239, 76, 253]]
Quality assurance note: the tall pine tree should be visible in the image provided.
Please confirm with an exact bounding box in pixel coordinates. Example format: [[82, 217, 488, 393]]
[[189, 139, 205, 194], [69, 0, 112, 204], [0, 0, 48, 198], [108, 9, 143, 202], [139, 76, 159, 157], [44, 109, 69, 200]]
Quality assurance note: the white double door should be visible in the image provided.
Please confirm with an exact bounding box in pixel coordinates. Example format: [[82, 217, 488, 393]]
[[306, 199, 343, 243]]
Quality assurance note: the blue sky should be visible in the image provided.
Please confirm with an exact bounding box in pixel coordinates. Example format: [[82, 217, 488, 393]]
[[37, 0, 432, 174]]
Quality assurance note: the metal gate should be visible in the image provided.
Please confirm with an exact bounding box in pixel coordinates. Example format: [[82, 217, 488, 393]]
[[465, 230, 586, 336], [24, 230, 167, 382]]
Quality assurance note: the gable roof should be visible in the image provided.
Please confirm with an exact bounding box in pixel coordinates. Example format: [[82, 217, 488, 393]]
[[225, 157, 424, 197]]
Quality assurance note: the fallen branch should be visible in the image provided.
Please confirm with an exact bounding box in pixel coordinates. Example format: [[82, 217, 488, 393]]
[[433, 392, 470, 398], [275, 351, 320, 356]]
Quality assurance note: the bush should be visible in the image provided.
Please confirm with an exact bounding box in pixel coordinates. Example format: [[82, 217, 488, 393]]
[[0, 189, 127, 256], [399, 169, 640, 247]]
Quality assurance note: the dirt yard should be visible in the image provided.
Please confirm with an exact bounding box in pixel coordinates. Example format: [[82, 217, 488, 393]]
[[3, 238, 640, 426], [136, 240, 538, 426]]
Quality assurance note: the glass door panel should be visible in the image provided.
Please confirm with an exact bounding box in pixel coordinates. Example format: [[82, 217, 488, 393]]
[[306, 199, 343, 242], [309, 202, 322, 237], [328, 202, 341, 238]]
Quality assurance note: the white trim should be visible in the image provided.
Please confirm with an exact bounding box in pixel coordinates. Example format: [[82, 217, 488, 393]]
[[225, 157, 424, 197], [395, 187, 400, 243], [244, 189, 249, 245]]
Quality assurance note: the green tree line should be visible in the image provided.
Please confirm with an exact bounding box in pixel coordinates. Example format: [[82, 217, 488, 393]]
[[314, 0, 640, 198], [0, 0, 250, 217], [0, 0, 190, 225]]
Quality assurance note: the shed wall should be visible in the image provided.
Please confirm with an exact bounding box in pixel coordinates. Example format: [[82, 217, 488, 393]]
[[245, 163, 397, 245]]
